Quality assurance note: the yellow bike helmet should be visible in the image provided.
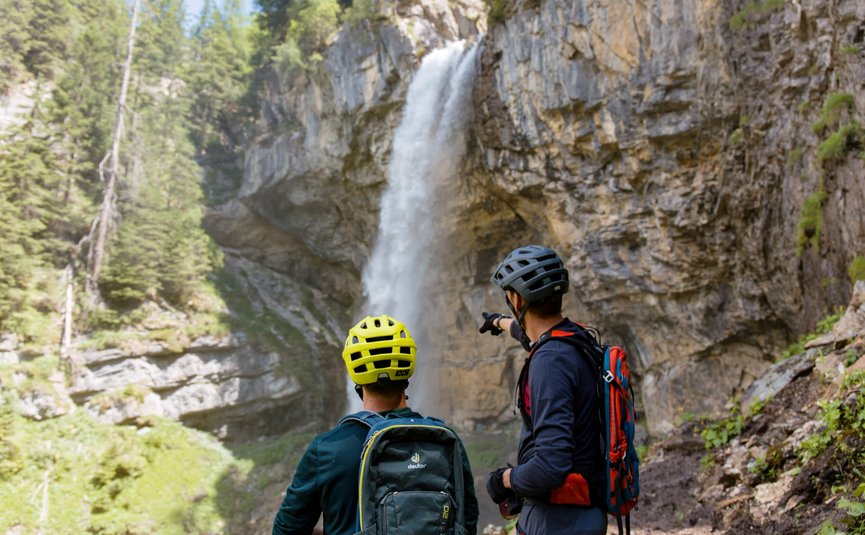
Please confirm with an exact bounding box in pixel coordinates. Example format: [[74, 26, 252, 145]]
[[342, 315, 416, 385]]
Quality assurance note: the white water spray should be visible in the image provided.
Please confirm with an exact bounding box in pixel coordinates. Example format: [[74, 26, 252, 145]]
[[349, 40, 481, 412]]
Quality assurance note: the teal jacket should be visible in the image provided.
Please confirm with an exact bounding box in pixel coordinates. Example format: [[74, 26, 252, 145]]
[[272, 407, 479, 535]]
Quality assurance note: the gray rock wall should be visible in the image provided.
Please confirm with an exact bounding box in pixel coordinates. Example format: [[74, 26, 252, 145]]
[[208, 0, 864, 437]]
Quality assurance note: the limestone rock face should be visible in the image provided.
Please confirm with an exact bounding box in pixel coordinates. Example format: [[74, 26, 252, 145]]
[[459, 0, 865, 433], [69, 255, 348, 440], [214, 0, 864, 436]]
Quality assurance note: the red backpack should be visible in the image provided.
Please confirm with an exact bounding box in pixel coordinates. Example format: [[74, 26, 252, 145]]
[[521, 324, 640, 535]]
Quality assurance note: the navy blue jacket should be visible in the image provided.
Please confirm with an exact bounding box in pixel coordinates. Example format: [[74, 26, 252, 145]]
[[509, 319, 604, 499]]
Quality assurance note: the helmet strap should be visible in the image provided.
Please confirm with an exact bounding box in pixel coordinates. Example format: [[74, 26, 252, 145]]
[[354, 384, 364, 401], [505, 293, 530, 331]]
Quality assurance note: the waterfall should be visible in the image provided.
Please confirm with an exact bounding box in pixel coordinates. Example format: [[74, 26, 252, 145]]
[[350, 40, 481, 412]]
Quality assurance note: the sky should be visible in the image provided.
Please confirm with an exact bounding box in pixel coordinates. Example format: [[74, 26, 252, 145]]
[[183, 0, 257, 27]]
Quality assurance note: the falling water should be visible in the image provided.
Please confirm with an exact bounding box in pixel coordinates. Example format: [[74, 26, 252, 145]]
[[349, 40, 482, 412]]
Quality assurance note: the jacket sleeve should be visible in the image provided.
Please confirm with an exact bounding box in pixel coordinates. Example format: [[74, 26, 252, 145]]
[[272, 440, 322, 535], [459, 445, 480, 535], [509, 349, 577, 497]]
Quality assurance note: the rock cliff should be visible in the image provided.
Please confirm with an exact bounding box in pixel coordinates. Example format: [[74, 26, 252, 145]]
[[467, 0, 865, 433], [208, 0, 864, 436]]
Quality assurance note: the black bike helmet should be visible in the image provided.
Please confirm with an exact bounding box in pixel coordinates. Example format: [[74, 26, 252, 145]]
[[491, 245, 569, 303]]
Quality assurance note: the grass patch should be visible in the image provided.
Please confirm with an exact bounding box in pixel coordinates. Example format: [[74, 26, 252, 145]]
[[849, 256, 865, 283], [729, 0, 786, 31], [796, 189, 828, 256], [0, 407, 242, 534], [812, 93, 856, 135], [817, 123, 863, 164]]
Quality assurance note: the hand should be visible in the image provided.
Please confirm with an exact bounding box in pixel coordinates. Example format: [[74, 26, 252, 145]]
[[479, 312, 508, 336], [485, 466, 513, 504], [499, 493, 522, 520]]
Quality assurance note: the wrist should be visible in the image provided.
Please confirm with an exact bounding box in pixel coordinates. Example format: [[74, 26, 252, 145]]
[[503, 468, 512, 489]]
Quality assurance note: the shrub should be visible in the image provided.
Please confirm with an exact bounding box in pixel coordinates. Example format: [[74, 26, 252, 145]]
[[796, 189, 828, 255]]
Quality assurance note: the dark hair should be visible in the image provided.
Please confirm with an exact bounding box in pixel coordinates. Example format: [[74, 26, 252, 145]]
[[526, 293, 562, 318], [363, 379, 408, 403]]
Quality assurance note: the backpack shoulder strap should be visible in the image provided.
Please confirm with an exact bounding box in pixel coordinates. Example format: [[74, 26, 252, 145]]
[[337, 410, 385, 428], [532, 324, 604, 366]]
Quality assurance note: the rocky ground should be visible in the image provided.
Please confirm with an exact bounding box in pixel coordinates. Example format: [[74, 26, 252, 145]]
[[622, 287, 865, 535], [481, 283, 865, 535]]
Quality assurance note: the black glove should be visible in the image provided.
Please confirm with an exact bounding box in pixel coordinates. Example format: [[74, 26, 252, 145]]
[[499, 493, 523, 520], [479, 312, 509, 336], [485, 465, 512, 504]]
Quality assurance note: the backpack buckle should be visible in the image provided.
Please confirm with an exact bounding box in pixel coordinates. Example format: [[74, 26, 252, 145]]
[[603, 370, 615, 383]]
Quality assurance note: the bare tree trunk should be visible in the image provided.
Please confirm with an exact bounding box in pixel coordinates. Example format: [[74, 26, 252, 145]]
[[88, 0, 139, 292], [60, 264, 74, 357]]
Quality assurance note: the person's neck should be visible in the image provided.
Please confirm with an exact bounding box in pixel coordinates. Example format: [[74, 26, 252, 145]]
[[362, 394, 408, 413], [524, 314, 564, 343]]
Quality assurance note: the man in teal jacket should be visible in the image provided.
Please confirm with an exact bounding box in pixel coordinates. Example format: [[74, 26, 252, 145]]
[[272, 315, 479, 535]]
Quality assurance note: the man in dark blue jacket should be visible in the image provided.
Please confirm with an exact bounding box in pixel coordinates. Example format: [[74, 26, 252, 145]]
[[272, 314, 479, 535], [479, 245, 607, 535]]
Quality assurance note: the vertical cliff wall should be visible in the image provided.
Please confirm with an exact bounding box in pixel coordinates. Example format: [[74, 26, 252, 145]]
[[216, 0, 865, 436], [464, 0, 865, 433]]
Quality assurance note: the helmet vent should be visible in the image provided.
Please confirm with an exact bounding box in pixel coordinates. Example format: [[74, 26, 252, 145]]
[[373, 359, 389, 369], [399, 331, 406, 338], [366, 335, 393, 343], [374, 318, 381, 327], [355, 364, 368, 373], [400, 346, 411, 355], [388, 319, 394, 326], [351, 351, 361, 361], [361, 322, 367, 329], [352, 336, 358, 344], [369, 347, 390, 356], [398, 360, 410, 368]]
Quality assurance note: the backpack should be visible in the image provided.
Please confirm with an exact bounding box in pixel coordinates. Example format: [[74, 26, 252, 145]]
[[527, 325, 641, 535], [338, 410, 470, 535]]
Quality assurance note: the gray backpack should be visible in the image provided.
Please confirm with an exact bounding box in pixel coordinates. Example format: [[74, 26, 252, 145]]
[[339, 411, 469, 535]]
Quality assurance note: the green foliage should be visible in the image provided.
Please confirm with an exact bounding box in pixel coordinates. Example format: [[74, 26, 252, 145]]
[[273, 36, 307, 79], [796, 189, 828, 256], [780, 309, 844, 360], [797, 373, 865, 465], [812, 93, 856, 135], [488, 0, 512, 24], [343, 0, 378, 26], [818, 123, 863, 164], [729, 0, 786, 31], [271, 0, 340, 80], [0, 409, 245, 533], [701, 408, 744, 449], [701, 398, 770, 450], [849, 256, 865, 283], [842, 45, 861, 55]]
